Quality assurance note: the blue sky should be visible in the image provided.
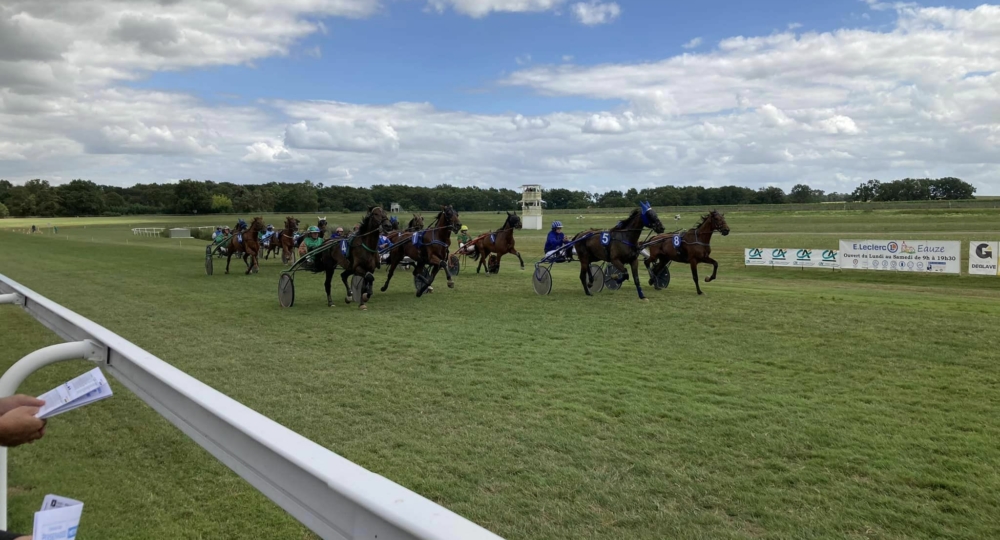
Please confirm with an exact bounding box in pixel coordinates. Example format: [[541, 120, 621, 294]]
[[129, 0, 950, 113], [2, 0, 999, 193]]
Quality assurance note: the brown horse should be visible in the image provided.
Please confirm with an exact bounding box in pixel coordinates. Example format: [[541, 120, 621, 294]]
[[468, 211, 525, 274], [310, 206, 393, 310], [380, 205, 461, 296], [276, 216, 300, 264], [644, 210, 730, 295], [224, 216, 264, 274], [573, 202, 665, 300]]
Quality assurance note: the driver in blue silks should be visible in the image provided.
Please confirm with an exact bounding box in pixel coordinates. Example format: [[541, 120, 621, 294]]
[[544, 221, 572, 261]]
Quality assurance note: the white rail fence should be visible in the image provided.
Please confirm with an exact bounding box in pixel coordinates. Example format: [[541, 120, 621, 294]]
[[130, 227, 164, 236], [0, 274, 502, 540]]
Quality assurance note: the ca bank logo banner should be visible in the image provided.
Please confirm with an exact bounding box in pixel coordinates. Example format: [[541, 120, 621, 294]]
[[968, 241, 999, 276], [744, 248, 771, 266]]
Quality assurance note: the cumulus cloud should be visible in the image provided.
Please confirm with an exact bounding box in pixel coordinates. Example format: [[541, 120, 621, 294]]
[[2, 1, 1000, 195], [426, 0, 565, 18], [682, 37, 702, 49], [571, 1, 621, 25]]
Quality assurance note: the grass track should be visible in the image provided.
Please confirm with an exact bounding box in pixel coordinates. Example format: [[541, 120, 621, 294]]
[[1, 209, 1000, 539]]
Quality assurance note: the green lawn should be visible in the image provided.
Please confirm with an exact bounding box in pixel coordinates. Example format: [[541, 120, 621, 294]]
[[1, 209, 999, 539]]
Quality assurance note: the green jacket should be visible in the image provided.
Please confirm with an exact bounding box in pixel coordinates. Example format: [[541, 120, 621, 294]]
[[458, 233, 471, 244], [303, 236, 324, 252]]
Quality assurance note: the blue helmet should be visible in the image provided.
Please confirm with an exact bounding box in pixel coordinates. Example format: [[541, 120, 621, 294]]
[[390, 216, 398, 223], [551, 221, 563, 229]]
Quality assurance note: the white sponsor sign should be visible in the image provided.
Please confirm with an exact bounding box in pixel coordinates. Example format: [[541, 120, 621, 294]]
[[968, 241, 999, 276], [839, 240, 961, 274], [745, 248, 839, 268]]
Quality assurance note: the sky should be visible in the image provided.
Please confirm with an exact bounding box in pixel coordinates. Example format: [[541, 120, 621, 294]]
[[0, 0, 998, 194]]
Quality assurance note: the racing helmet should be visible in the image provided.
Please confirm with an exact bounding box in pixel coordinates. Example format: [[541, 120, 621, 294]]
[[551, 221, 563, 229], [308, 226, 320, 233], [461, 225, 469, 231]]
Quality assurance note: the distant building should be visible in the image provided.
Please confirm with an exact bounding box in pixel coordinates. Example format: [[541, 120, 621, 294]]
[[520, 185, 544, 230], [390, 202, 401, 213]]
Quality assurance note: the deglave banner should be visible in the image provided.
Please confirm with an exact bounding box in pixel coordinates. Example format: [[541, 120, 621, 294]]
[[839, 240, 960, 274], [968, 241, 999, 276]]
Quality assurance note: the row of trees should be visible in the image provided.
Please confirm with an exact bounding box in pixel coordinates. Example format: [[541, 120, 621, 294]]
[[0, 177, 976, 217], [849, 177, 976, 202]]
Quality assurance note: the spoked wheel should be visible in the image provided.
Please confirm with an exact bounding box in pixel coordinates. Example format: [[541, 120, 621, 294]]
[[605, 265, 625, 291], [650, 263, 671, 290], [205, 250, 213, 276], [532, 265, 552, 295], [448, 255, 461, 276], [278, 273, 295, 308], [588, 264, 605, 294]]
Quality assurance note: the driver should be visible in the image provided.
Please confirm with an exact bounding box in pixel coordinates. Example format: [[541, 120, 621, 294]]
[[544, 221, 572, 261], [298, 226, 324, 260]]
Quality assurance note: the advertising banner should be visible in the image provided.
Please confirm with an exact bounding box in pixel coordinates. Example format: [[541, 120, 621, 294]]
[[744, 248, 771, 266], [745, 249, 838, 268], [968, 241, 999, 276], [839, 240, 961, 274]]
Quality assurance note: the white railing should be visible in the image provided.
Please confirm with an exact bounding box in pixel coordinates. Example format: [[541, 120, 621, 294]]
[[0, 274, 503, 540], [131, 227, 164, 236]]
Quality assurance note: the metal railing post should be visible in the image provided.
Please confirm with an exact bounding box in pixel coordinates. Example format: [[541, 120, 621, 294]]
[[0, 340, 103, 529]]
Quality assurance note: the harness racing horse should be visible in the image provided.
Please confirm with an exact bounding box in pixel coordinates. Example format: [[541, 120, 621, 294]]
[[277, 216, 300, 264], [224, 216, 265, 274], [572, 202, 665, 300], [644, 210, 730, 295], [380, 205, 461, 296], [468, 211, 525, 274], [310, 206, 393, 310]]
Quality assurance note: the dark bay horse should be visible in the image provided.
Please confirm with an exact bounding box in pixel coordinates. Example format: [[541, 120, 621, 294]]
[[380, 205, 461, 296], [224, 216, 264, 274], [469, 211, 525, 273], [573, 202, 665, 300], [644, 210, 730, 295], [311, 206, 393, 310]]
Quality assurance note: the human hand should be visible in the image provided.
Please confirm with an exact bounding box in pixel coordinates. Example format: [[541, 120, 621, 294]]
[[0, 407, 46, 447], [0, 395, 44, 416]]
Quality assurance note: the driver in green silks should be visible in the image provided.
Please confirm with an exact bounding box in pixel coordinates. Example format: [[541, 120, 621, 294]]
[[299, 226, 324, 259]]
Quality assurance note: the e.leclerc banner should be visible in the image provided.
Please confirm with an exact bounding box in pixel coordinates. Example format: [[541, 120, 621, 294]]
[[968, 241, 999, 276], [839, 240, 960, 274]]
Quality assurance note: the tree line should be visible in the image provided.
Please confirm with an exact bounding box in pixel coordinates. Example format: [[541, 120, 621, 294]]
[[0, 177, 976, 218]]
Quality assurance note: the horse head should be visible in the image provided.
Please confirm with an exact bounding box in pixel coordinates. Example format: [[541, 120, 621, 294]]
[[365, 205, 393, 234], [249, 216, 265, 232], [639, 201, 665, 234], [408, 213, 424, 231], [506, 211, 522, 230], [441, 205, 461, 233], [710, 210, 730, 236]]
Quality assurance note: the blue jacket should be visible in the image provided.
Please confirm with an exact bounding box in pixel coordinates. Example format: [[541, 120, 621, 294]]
[[545, 231, 566, 252]]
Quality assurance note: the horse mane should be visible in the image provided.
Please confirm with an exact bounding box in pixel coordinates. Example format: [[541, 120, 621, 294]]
[[612, 208, 642, 231]]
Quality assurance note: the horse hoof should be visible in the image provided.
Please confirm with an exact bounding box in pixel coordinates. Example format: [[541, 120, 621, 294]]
[[380, 286, 388, 292], [641, 298, 649, 302], [345, 297, 352, 304], [427, 287, 434, 293], [328, 302, 335, 307], [698, 291, 704, 295], [447, 282, 455, 289], [359, 304, 368, 311], [362, 293, 369, 303]]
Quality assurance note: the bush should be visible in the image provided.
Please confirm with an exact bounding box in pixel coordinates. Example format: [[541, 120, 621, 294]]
[[0, 202, 8, 218]]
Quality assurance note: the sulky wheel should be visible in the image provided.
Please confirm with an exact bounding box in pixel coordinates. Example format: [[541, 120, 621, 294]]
[[532, 266, 552, 295]]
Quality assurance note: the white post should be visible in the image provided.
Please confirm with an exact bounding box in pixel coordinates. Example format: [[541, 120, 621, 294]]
[[0, 340, 102, 529]]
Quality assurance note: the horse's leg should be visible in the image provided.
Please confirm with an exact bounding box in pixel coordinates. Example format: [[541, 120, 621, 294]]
[[511, 248, 525, 270], [578, 259, 592, 296], [690, 261, 703, 295], [381, 258, 398, 292], [494, 253, 503, 274], [703, 256, 720, 282], [629, 258, 646, 300], [341, 268, 353, 304], [325, 267, 335, 307], [225, 249, 232, 274], [360, 271, 375, 309], [476, 247, 486, 274]]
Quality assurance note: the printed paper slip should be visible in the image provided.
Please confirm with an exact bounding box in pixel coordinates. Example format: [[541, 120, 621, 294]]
[[36, 368, 113, 420], [33, 495, 83, 540]]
